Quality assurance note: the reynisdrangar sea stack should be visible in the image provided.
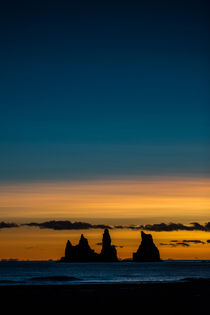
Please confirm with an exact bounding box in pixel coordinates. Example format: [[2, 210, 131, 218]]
[[60, 228, 118, 262], [133, 231, 161, 262]]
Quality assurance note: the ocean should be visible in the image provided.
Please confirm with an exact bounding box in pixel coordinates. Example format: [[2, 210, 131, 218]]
[[0, 260, 210, 285]]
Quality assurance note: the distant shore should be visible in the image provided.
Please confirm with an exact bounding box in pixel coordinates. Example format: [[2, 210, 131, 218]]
[[1, 279, 209, 314]]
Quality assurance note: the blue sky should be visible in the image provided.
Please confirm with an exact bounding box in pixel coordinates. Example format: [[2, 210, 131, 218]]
[[0, 0, 209, 181]]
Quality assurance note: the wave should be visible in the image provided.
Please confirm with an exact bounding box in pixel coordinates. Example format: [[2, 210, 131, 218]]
[[181, 277, 210, 282], [29, 275, 81, 282], [0, 280, 24, 284]]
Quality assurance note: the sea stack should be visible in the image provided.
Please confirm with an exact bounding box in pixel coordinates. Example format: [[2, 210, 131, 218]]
[[60, 229, 118, 262], [133, 231, 161, 262], [100, 228, 118, 262], [61, 234, 99, 262]]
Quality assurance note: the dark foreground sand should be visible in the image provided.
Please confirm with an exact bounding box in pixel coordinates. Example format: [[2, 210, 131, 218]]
[[1, 280, 210, 314]]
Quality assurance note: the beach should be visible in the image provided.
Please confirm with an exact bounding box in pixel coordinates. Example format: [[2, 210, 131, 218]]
[[1, 280, 209, 314]]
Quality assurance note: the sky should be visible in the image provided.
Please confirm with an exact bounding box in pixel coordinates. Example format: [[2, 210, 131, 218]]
[[0, 0, 209, 260]]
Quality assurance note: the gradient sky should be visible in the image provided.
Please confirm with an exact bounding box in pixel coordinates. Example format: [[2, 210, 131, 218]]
[[1, 0, 209, 181], [0, 0, 209, 260]]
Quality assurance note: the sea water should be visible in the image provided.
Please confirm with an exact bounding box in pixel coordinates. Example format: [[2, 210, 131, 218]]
[[0, 260, 210, 285]]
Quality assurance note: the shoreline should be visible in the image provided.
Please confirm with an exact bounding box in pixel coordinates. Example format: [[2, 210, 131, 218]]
[[1, 280, 209, 314]]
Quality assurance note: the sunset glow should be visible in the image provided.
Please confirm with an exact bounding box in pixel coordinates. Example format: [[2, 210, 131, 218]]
[[1, 177, 209, 221], [1, 0, 209, 264], [0, 177, 209, 260]]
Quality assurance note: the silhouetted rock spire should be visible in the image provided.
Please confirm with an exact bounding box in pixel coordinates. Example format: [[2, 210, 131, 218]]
[[64, 240, 72, 260], [61, 234, 99, 262], [78, 234, 89, 248], [133, 231, 161, 262], [61, 230, 160, 262], [61, 229, 118, 262], [100, 229, 118, 262]]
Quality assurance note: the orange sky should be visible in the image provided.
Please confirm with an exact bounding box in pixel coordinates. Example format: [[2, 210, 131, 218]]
[[0, 176, 210, 260], [0, 227, 210, 261], [0, 177, 209, 221]]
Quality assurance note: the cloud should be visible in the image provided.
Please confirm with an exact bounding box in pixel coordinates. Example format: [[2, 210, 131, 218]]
[[159, 242, 190, 247], [205, 222, 210, 230], [207, 240, 210, 243], [1, 219, 210, 233], [127, 222, 210, 232], [182, 240, 205, 244], [23, 220, 111, 230], [160, 239, 207, 247], [0, 221, 18, 229], [175, 242, 190, 247]]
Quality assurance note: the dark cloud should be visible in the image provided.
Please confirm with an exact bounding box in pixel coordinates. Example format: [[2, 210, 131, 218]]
[[159, 242, 190, 247], [206, 240, 210, 243], [190, 222, 206, 231], [0, 221, 18, 229], [23, 220, 111, 230], [1, 220, 210, 234], [182, 240, 205, 244], [164, 239, 207, 247], [129, 222, 210, 232], [205, 223, 210, 230], [175, 242, 190, 247]]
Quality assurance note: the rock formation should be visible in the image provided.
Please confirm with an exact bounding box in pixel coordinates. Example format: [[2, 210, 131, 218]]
[[61, 230, 160, 262], [100, 228, 118, 262], [60, 229, 118, 262], [133, 231, 161, 262], [61, 234, 99, 262]]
